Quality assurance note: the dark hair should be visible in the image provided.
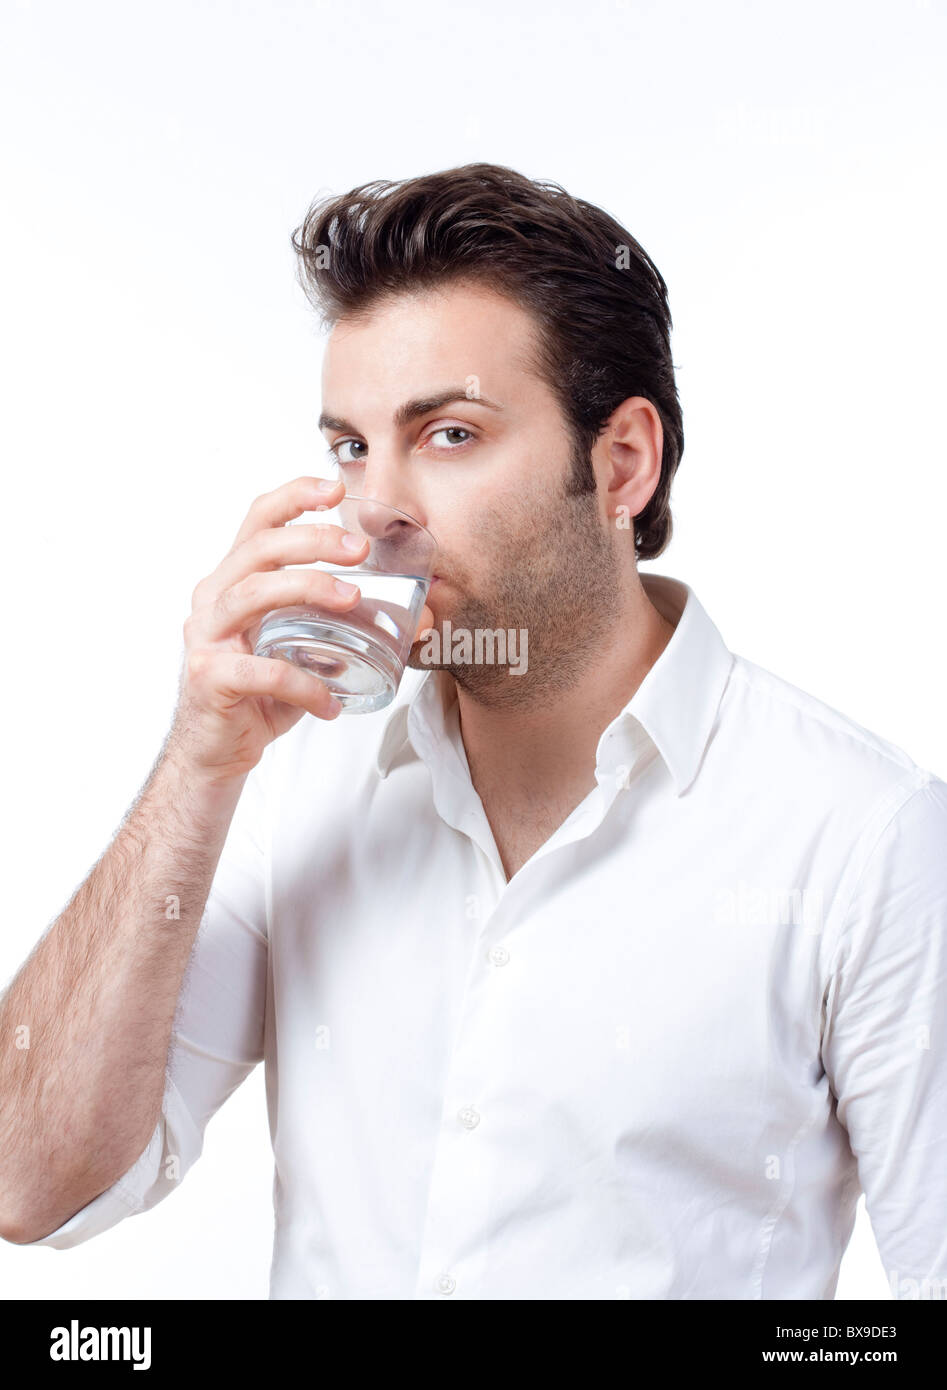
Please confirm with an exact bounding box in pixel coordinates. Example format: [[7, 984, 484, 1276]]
[[291, 162, 683, 560]]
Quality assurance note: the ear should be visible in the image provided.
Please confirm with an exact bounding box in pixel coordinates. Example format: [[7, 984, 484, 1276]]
[[600, 396, 663, 520]]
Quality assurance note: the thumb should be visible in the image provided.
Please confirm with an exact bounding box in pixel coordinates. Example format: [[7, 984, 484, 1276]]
[[413, 601, 435, 642]]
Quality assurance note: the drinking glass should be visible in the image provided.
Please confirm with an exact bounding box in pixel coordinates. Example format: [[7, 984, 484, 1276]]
[[252, 494, 437, 714]]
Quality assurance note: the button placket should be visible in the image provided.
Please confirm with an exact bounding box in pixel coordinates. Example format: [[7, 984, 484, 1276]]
[[413, 943, 500, 1298]]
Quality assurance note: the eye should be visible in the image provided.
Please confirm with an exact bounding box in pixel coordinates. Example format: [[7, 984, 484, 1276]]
[[326, 425, 475, 466], [326, 439, 366, 465], [425, 426, 474, 450]]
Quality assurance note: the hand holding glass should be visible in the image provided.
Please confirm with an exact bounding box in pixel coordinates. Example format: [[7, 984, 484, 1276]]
[[253, 494, 437, 714]]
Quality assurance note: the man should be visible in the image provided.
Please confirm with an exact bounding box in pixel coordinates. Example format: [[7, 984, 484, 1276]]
[[2, 163, 945, 1300]]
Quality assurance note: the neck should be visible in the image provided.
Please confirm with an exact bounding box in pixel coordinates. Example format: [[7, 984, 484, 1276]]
[[453, 576, 676, 798]]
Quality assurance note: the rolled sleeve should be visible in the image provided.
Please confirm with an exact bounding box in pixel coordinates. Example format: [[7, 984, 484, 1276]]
[[822, 772, 947, 1298], [22, 749, 270, 1248]]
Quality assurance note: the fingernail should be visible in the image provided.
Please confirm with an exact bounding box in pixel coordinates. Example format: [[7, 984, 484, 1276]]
[[326, 696, 343, 717], [317, 478, 338, 493], [341, 532, 364, 551], [334, 578, 359, 596]]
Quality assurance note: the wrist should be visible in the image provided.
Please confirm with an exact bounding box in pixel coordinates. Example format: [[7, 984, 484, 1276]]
[[159, 744, 253, 801]]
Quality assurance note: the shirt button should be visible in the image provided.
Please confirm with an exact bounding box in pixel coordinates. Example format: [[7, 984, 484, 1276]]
[[435, 1273, 456, 1294], [488, 945, 510, 966], [458, 1106, 480, 1129]]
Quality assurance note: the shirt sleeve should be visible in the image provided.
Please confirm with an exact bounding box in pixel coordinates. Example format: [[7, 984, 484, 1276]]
[[821, 771, 947, 1298], [21, 747, 270, 1248]]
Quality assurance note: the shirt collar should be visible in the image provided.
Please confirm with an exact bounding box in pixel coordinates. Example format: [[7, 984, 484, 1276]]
[[374, 573, 735, 798]]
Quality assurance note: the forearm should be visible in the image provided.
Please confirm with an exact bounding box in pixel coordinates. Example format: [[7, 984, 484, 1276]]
[[0, 750, 248, 1243]]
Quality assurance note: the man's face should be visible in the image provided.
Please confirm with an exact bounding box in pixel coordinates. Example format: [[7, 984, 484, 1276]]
[[319, 280, 621, 704]]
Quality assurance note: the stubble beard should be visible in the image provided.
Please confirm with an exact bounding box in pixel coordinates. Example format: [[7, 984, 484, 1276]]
[[407, 467, 623, 711]]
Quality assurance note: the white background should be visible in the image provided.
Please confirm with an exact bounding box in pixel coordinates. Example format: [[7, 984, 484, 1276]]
[[1, 0, 944, 1300]]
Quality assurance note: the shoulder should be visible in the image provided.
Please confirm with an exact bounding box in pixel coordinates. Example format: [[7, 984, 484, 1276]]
[[719, 652, 938, 819]]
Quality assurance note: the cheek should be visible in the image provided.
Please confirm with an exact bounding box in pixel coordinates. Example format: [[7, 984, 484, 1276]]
[[424, 473, 540, 576], [425, 500, 487, 563]]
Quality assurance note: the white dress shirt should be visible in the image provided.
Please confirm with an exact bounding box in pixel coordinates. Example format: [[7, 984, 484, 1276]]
[[26, 573, 947, 1300]]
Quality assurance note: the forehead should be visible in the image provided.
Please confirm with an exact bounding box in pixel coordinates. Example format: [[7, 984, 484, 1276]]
[[321, 282, 542, 392]]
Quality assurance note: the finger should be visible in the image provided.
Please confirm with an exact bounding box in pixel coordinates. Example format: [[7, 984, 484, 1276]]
[[229, 475, 345, 553], [413, 601, 435, 642], [193, 522, 369, 611], [187, 649, 343, 720], [186, 567, 362, 647]]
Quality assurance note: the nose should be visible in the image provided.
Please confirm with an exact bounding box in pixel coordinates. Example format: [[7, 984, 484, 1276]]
[[347, 494, 437, 575], [340, 447, 425, 517], [353, 495, 410, 541]]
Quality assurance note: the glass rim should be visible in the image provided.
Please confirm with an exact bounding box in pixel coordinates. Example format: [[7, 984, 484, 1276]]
[[313, 491, 438, 550]]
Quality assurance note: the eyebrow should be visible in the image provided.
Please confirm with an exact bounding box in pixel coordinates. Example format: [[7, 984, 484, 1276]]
[[318, 387, 504, 435]]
